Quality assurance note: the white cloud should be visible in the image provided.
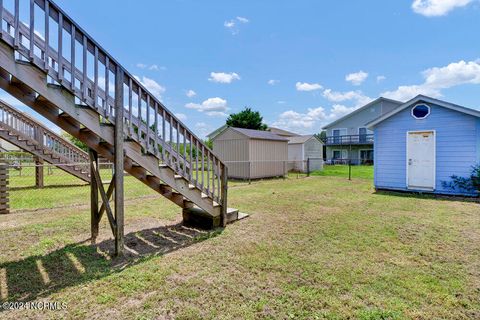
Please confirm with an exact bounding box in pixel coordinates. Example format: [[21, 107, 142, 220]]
[[209, 72, 241, 84], [268, 79, 280, 85], [186, 89, 197, 98], [136, 63, 165, 71], [328, 104, 357, 120], [175, 113, 187, 121], [134, 75, 166, 99], [273, 107, 327, 131], [377, 75, 386, 83], [236, 16, 249, 23], [185, 97, 229, 117], [295, 82, 323, 92], [195, 122, 213, 139], [322, 89, 372, 107], [422, 60, 480, 87], [382, 85, 441, 101], [148, 64, 164, 71], [271, 103, 362, 134], [224, 20, 235, 28], [224, 16, 249, 35], [277, 101, 286, 104], [346, 71, 368, 86], [412, 0, 472, 17], [382, 59, 480, 101]]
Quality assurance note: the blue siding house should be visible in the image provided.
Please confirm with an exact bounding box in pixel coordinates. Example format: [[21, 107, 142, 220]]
[[367, 95, 480, 196]]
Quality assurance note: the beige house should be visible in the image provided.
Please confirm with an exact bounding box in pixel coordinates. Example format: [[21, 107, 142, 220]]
[[212, 127, 288, 179]]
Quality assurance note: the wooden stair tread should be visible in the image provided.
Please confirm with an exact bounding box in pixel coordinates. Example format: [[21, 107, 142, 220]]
[[0, 34, 224, 217]]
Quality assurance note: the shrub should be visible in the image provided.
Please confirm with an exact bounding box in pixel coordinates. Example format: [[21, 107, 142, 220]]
[[442, 164, 480, 194]]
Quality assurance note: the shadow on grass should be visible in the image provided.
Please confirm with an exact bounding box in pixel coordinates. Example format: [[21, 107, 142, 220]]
[[374, 189, 480, 203], [0, 223, 222, 304]]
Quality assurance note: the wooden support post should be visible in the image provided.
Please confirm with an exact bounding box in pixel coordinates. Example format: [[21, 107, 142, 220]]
[[34, 157, 44, 188], [307, 158, 310, 177], [89, 149, 100, 243], [349, 143, 352, 181], [114, 66, 125, 256], [220, 164, 228, 227], [0, 163, 9, 214]]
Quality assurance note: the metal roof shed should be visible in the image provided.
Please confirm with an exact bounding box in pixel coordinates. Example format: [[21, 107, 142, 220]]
[[212, 127, 289, 179]]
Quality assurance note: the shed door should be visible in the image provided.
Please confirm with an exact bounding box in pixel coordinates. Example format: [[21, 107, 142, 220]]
[[407, 131, 435, 190]]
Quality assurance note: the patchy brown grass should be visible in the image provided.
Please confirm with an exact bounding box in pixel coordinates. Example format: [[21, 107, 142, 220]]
[[0, 176, 479, 319]]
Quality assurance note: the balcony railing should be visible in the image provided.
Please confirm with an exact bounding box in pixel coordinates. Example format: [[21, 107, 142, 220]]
[[324, 134, 374, 145]]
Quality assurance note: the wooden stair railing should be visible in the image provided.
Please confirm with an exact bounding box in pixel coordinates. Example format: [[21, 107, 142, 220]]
[[0, 99, 90, 182], [0, 0, 229, 219]]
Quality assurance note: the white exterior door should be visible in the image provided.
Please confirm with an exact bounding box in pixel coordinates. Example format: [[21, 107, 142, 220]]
[[407, 131, 435, 190]]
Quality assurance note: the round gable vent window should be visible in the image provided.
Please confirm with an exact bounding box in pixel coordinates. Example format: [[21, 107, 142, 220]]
[[411, 104, 430, 119]]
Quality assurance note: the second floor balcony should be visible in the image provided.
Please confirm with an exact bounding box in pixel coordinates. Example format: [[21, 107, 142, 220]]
[[324, 134, 374, 145]]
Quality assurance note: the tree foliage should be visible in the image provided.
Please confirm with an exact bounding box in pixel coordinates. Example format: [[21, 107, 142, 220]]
[[316, 130, 327, 142], [61, 132, 88, 152], [442, 164, 480, 194], [226, 107, 268, 130], [204, 139, 213, 150]]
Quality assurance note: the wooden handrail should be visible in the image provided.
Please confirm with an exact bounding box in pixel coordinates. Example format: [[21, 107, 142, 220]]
[[0, 100, 89, 164], [0, 0, 226, 205]]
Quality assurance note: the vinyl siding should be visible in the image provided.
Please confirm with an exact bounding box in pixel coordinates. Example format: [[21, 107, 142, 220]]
[[304, 138, 323, 159], [288, 144, 303, 161], [374, 103, 479, 195], [304, 138, 323, 171], [249, 140, 288, 179], [213, 128, 288, 179], [327, 100, 386, 136], [213, 129, 250, 179], [288, 144, 303, 171]]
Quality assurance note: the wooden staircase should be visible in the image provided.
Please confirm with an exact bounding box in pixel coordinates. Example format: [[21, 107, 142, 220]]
[[0, 99, 90, 182], [0, 0, 237, 229]]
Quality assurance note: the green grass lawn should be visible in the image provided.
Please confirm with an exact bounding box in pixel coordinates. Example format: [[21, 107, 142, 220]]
[[8, 167, 157, 211], [0, 175, 479, 319], [312, 164, 374, 180]]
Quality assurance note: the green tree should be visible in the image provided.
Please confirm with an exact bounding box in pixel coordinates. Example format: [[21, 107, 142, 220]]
[[204, 139, 213, 150], [226, 107, 268, 130], [61, 132, 88, 152], [316, 130, 327, 142]]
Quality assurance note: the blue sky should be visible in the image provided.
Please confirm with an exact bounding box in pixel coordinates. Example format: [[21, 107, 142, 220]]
[[2, 0, 480, 137]]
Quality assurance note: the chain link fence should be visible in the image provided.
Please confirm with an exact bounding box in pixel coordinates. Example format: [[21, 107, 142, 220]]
[[321, 159, 374, 180], [222, 158, 325, 181], [2, 157, 329, 213], [6, 160, 158, 212]]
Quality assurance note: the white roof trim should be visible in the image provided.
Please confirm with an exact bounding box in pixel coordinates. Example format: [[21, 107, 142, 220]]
[[367, 95, 480, 129]]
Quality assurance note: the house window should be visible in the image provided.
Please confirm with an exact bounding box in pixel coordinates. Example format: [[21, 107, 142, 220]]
[[332, 128, 347, 143], [358, 127, 372, 143], [411, 104, 430, 119], [333, 150, 348, 159]]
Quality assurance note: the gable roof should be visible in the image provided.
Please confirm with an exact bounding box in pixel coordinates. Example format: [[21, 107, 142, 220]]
[[366, 95, 480, 129], [206, 124, 228, 140], [268, 127, 300, 137], [321, 97, 403, 130], [208, 125, 297, 140], [287, 135, 319, 144], [228, 127, 289, 141]]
